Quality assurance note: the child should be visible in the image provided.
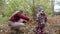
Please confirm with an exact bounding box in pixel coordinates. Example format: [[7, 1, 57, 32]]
[[36, 7, 47, 34]]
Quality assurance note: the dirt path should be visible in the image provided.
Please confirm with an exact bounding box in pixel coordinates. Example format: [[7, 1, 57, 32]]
[[0, 16, 60, 34]]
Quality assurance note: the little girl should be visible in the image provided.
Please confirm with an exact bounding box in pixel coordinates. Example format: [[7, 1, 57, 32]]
[[36, 7, 47, 34]]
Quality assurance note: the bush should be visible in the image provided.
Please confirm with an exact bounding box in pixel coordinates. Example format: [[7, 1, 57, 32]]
[[0, 16, 9, 22], [54, 12, 60, 15]]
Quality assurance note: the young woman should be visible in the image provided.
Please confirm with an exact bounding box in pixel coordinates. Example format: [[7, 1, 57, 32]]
[[8, 10, 32, 34]]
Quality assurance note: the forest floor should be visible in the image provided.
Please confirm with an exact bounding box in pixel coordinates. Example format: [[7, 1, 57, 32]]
[[0, 15, 60, 34]]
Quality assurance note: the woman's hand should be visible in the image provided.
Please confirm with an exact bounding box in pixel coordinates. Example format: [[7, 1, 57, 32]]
[[23, 20, 27, 23]]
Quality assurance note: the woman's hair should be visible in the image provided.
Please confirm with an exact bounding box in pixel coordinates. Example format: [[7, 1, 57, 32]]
[[18, 10, 23, 13]]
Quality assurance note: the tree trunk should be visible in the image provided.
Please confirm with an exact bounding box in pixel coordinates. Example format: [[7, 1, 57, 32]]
[[51, 0, 54, 16]]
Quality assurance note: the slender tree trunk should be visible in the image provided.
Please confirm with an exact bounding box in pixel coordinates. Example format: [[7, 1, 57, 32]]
[[32, 0, 37, 20], [51, 0, 54, 16]]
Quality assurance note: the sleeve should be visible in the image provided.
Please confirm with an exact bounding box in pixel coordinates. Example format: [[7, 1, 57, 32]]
[[16, 12, 30, 21], [42, 12, 47, 22], [45, 15, 47, 22], [44, 13, 47, 22]]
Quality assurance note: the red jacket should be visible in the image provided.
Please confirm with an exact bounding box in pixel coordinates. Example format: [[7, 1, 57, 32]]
[[9, 12, 30, 22]]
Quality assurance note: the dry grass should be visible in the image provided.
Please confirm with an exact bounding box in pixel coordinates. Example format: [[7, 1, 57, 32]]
[[44, 15, 60, 34], [0, 15, 60, 34]]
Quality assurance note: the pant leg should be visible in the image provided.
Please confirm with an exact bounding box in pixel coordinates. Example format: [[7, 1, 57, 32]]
[[40, 24, 45, 34], [36, 23, 45, 34], [36, 23, 41, 34]]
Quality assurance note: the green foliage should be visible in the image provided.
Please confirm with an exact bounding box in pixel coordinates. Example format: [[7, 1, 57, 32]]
[[0, 0, 5, 15], [39, 0, 52, 15], [5, 0, 33, 17], [54, 12, 60, 15], [0, 16, 9, 22], [0, 0, 5, 6], [0, 0, 53, 22], [5, 0, 52, 17]]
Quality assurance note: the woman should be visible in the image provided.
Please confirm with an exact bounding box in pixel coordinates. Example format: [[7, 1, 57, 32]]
[[8, 10, 32, 34]]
